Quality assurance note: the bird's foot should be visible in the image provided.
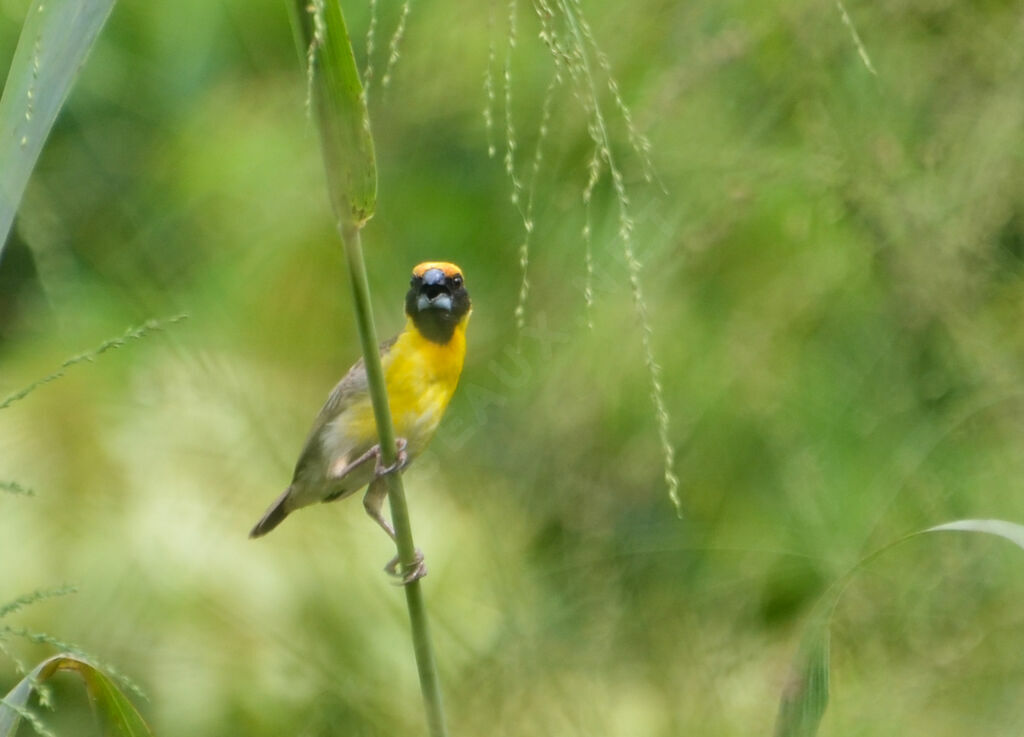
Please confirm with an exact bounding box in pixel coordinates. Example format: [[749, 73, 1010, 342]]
[[374, 437, 409, 477], [384, 547, 427, 585]]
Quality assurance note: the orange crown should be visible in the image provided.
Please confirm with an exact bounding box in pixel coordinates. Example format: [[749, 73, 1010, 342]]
[[412, 261, 463, 279]]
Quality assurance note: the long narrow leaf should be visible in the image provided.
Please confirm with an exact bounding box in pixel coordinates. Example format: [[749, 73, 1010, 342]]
[[925, 519, 1024, 549], [0, 654, 152, 737], [0, 0, 117, 257], [775, 616, 830, 737], [290, 0, 377, 229], [774, 518, 1024, 737]]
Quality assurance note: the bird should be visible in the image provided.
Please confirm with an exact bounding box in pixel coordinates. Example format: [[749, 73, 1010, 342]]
[[249, 261, 471, 583]]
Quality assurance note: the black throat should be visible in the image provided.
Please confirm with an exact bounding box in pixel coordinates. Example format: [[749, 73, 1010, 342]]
[[404, 285, 471, 344], [410, 308, 460, 344]]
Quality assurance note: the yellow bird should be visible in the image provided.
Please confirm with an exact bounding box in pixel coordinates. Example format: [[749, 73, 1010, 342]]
[[250, 261, 471, 582]]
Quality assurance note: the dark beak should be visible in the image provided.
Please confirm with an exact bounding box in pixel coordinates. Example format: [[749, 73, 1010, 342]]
[[416, 268, 453, 312]]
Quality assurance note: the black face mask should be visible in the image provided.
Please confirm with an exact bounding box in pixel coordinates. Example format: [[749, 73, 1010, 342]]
[[405, 269, 471, 344]]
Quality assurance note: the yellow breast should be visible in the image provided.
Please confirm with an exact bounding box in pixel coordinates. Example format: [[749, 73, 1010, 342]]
[[350, 317, 467, 456]]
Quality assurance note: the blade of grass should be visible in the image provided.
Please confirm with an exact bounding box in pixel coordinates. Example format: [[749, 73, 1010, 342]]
[[833, 0, 877, 76], [0, 0, 117, 257], [0, 653, 152, 737], [774, 518, 1024, 737], [924, 518, 1024, 545], [775, 614, 830, 737]]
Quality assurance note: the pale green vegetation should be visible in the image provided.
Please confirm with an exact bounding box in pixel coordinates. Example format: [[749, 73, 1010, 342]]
[[3, 0, 1024, 735], [0, 329, 164, 735]]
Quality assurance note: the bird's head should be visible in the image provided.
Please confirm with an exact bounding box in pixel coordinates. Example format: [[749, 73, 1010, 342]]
[[406, 261, 471, 343]]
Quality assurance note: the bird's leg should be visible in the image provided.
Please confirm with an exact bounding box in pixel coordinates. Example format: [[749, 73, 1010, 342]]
[[329, 437, 408, 481], [329, 445, 379, 480], [374, 436, 409, 477], [362, 477, 396, 541], [363, 476, 427, 585]]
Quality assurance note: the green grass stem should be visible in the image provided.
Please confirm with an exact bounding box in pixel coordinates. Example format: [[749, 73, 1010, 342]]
[[295, 2, 448, 730], [340, 224, 448, 737]]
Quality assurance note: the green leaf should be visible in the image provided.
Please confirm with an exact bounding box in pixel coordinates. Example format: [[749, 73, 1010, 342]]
[[774, 615, 830, 737], [924, 518, 1024, 550], [0, 654, 152, 737], [291, 0, 377, 229], [773, 518, 1024, 737], [0, 0, 117, 258]]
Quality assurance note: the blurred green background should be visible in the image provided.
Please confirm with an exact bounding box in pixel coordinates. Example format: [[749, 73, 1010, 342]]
[[3, 0, 1024, 734]]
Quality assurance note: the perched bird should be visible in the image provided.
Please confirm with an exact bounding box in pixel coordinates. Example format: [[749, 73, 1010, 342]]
[[250, 261, 471, 583]]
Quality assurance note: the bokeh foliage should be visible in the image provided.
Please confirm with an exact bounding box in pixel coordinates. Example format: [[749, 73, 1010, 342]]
[[2, 0, 1024, 735]]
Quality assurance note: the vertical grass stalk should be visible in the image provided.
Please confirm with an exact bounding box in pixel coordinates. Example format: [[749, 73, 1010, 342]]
[[340, 225, 449, 737], [294, 1, 448, 734]]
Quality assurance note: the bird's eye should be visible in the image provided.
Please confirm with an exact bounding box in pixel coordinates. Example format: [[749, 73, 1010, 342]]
[[452, 275, 463, 288]]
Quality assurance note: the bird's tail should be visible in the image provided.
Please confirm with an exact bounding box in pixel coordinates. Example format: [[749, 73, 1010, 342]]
[[249, 487, 292, 538]]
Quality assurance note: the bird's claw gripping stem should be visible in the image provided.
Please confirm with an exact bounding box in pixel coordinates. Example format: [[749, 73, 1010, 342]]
[[385, 547, 427, 585], [375, 437, 409, 477]]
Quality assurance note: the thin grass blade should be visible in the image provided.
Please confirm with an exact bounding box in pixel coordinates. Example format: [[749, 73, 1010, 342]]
[[0, 658, 47, 737], [924, 519, 1024, 549], [774, 612, 830, 737], [774, 518, 1024, 737], [0, 0, 117, 257]]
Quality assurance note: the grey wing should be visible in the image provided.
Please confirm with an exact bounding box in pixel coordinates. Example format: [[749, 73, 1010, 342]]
[[289, 335, 398, 483]]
